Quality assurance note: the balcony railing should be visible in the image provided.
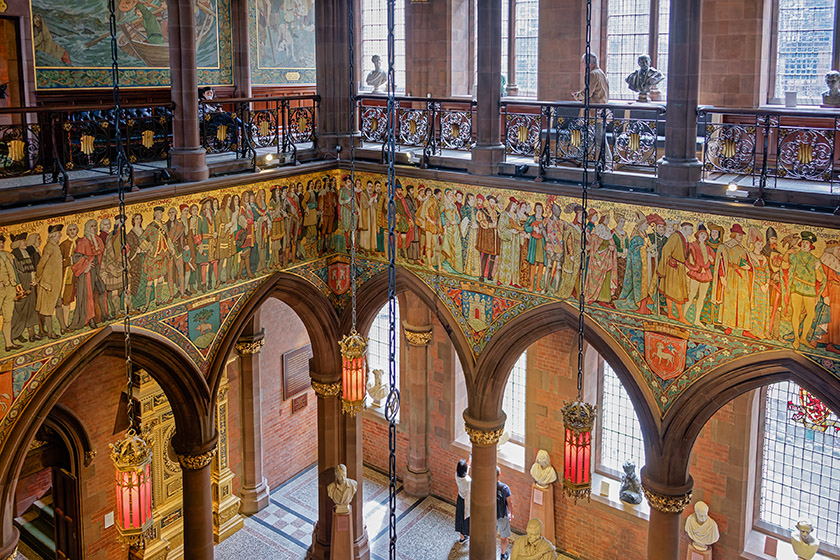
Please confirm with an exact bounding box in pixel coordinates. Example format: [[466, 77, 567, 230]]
[[698, 105, 840, 195], [199, 94, 319, 162]]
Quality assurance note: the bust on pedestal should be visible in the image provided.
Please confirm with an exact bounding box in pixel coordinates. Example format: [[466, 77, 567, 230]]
[[625, 55, 664, 103], [366, 55, 387, 93], [791, 519, 820, 560], [822, 71, 840, 108], [528, 450, 557, 544], [367, 369, 386, 408], [619, 461, 643, 505], [684, 501, 720, 560], [511, 519, 558, 560], [328, 464, 358, 560]]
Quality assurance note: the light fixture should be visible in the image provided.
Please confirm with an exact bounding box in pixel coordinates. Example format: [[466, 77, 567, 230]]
[[265, 153, 274, 162], [727, 182, 738, 191], [339, 329, 368, 416], [109, 431, 153, 547]]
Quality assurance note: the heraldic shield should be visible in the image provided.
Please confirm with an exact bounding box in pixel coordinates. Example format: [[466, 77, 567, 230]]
[[328, 260, 351, 296], [643, 322, 688, 380]]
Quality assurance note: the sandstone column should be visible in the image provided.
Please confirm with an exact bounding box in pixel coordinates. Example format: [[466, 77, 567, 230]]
[[642, 471, 694, 560], [236, 327, 270, 514], [315, 0, 356, 155], [307, 379, 343, 560], [657, 0, 702, 196], [176, 443, 218, 560], [402, 320, 433, 497], [167, 0, 209, 182], [465, 414, 505, 560], [231, 0, 252, 98], [470, 0, 505, 174], [344, 405, 370, 560]]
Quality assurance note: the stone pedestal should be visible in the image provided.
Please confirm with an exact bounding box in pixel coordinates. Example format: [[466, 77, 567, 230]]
[[330, 508, 355, 560], [685, 546, 713, 560], [528, 484, 555, 544]]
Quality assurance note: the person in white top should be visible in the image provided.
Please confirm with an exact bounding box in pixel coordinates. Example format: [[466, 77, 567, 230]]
[[455, 458, 471, 543]]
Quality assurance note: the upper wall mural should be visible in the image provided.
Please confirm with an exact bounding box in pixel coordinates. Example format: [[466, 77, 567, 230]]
[[249, 0, 315, 86], [30, 0, 233, 89]]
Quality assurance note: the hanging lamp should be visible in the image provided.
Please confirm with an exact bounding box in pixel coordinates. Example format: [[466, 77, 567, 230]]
[[105, 0, 153, 544], [340, 0, 369, 418], [562, 0, 597, 503]]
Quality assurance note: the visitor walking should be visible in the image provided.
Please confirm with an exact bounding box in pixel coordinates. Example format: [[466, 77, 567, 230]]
[[455, 458, 471, 543], [496, 466, 514, 560]]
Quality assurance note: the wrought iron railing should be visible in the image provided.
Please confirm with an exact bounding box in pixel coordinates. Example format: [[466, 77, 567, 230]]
[[200, 94, 319, 162], [698, 106, 840, 194], [357, 95, 476, 165], [501, 100, 666, 174]]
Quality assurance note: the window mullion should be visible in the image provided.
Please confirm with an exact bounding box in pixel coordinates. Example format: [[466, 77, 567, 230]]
[[650, 0, 660, 66]]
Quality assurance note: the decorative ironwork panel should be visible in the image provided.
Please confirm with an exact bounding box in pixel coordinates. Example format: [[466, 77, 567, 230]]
[[703, 122, 756, 175], [552, 112, 597, 166], [505, 113, 540, 156], [775, 127, 834, 182], [361, 106, 387, 144], [62, 117, 112, 170], [612, 116, 657, 169], [0, 123, 43, 177], [439, 109, 473, 151], [249, 109, 278, 149], [125, 113, 171, 165], [398, 108, 429, 147], [202, 110, 240, 155], [288, 106, 315, 145]]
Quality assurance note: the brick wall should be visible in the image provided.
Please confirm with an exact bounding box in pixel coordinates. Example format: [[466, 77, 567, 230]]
[[15, 467, 52, 517], [257, 298, 318, 489], [362, 313, 757, 560]]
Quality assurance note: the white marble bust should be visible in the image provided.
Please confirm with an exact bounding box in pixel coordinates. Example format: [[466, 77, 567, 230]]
[[366, 55, 387, 93], [367, 368, 387, 408], [511, 519, 557, 560], [529, 450, 557, 488], [791, 519, 820, 560], [684, 501, 720, 551], [822, 71, 840, 107], [327, 464, 358, 514]]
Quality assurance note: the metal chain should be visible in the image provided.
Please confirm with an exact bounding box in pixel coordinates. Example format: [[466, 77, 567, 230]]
[[577, 0, 593, 399], [385, 0, 399, 557], [108, 0, 135, 428], [348, 0, 358, 330]]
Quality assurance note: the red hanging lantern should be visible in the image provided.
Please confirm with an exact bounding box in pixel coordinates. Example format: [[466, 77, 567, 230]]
[[561, 400, 596, 502], [109, 430, 153, 547], [339, 329, 368, 416]]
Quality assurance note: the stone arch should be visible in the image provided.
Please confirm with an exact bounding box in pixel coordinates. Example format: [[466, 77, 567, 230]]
[[472, 301, 661, 451], [0, 328, 210, 557], [347, 268, 477, 387], [207, 272, 343, 401], [42, 403, 96, 475], [650, 350, 840, 486]]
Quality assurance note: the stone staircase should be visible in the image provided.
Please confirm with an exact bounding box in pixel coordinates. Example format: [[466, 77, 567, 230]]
[[14, 494, 55, 560]]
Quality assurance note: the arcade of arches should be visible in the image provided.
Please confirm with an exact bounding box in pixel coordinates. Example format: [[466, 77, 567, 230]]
[[0, 1, 838, 560]]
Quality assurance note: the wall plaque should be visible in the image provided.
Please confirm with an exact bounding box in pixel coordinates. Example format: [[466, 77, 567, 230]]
[[292, 393, 308, 414], [283, 344, 313, 400]]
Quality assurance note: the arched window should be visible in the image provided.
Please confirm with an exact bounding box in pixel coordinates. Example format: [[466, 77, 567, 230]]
[[770, 0, 837, 103], [597, 362, 645, 477], [367, 302, 401, 418], [758, 381, 840, 552], [361, 0, 406, 92], [503, 351, 527, 443], [605, 0, 670, 100]]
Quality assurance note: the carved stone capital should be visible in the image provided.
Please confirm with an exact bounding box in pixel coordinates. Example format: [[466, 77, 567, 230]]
[[404, 327, 433, 346], [235, 335, 265, 356], [642, 485, 693, 513], [176, 448, 216, 470], [311, 380, 342, 398], [465, 425, 505, 446]]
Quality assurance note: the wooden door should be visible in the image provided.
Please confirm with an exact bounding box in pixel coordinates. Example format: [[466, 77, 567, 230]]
[[52, 467, 81, 560]]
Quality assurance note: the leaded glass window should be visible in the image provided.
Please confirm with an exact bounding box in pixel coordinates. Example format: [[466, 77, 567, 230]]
[[361, 0, 406, 92], [598, 362, 646, 477]]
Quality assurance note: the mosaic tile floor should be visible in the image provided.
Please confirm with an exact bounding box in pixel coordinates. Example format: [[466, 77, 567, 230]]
[[215, 465, 529, 560]]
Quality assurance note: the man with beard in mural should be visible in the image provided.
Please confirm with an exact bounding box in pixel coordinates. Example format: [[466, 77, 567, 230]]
[[197, 198, 219, 289], [476, 195, 500, 283], [284, 185, 303, 263], [99, 215, 126, 318], [419, 188, 443, 271], [784, 231, 824, 349], [558, 205, 583, 300], [319, 177, 337, 254], [35, 225, 63, 340], [376, 181, 388, 255], [615, 210, 649, 312], [404, 185, 421, 262], [11, 233, 39, 343], [582, 209, 618, 305], [188, 204, 203, 290], [763, 227, 784, 339], [657, 222, 693, 323], [394, 182, 413, 260], [58, 223, 78, 334], [542, 201, 565, 295], [713, 224, 753, 337], [269, 187, 287, 267], [68, 220, 105, 331], [0, 235, 20, 351], [166, 206, 187, 298], [644, 213, 667, 315], [140, 207, 175, 308], [441, 189, 463, 274], [338, 176, 353, 253]]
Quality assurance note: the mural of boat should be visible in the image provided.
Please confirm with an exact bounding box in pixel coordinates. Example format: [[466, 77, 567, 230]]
[[118, 10, 215, 67]]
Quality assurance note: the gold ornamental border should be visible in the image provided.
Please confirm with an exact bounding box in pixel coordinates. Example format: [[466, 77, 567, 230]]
[[465, 425, 505, 446], [235, 338, 265, 356], [176, 448, 217, 470], [642, 485, 693, 513], [311, 380, 342, 398], [404, 328, 433, 346]]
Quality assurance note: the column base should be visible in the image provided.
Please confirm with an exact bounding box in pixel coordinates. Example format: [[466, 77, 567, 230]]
[[402, 467, 432, 498], [0, 528, 19, 560], [170, 147, 210, 183], [306, 523, 330, 560], [656, 157, 702, 196], [353, 528, 371, 560], [239, 477, 271, 515], [470, 143, 505, 175]]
